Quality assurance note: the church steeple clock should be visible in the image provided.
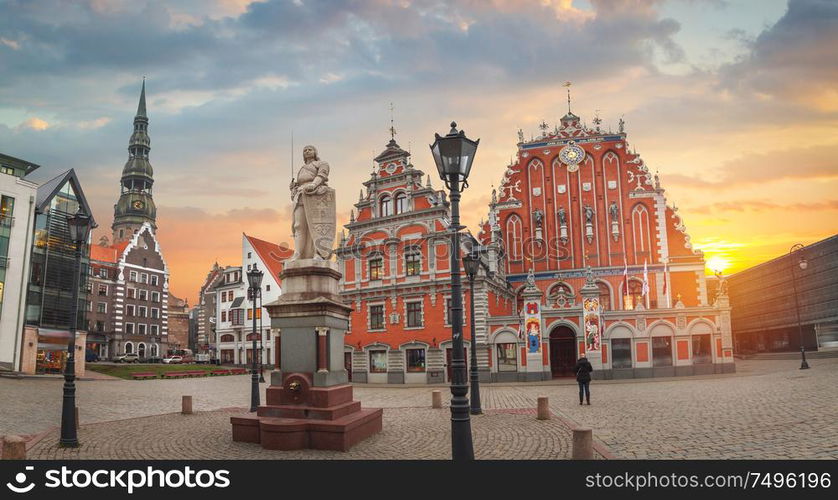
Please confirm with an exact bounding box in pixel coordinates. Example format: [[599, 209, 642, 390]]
[[112, 79, 157, 243]]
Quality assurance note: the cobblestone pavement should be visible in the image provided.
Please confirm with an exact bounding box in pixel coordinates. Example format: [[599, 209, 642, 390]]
[[4, 358, 837, 459], [26, 407, 589, 460]]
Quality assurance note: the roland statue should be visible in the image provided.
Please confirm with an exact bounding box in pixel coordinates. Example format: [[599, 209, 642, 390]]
[[289, 145, 336, 261]]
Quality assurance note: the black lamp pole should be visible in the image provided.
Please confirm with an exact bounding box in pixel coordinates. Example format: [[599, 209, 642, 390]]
[[463, 251, 483, 415], [61, 209, 91, 447], [430, 121, 479, 461], [789, 244, 810, 370], [247, 263, 264, 411]]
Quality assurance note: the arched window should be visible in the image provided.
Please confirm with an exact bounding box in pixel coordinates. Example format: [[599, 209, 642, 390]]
[[220, 334, 235, 343], [395, 192, 408, 214], [125, 342, 134, 354], [632, 204, 652, 259], [379, 195, 392, 217], [138, 343, 146, 358], [405, 247, 421, 276], [624, 278, 644, 310], [596, 281, 611, 311], [506, 215, 523, 261]]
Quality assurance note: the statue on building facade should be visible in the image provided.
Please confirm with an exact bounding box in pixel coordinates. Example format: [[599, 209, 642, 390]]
[[289, 145, 335, 261]]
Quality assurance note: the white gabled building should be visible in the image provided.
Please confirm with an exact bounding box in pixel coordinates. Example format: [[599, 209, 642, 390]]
[[214, 233, 292, 366]]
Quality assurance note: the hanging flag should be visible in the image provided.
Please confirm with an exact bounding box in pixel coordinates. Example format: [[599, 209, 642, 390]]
[[662, 259, 669, 306], [642, 259, 650, 296]]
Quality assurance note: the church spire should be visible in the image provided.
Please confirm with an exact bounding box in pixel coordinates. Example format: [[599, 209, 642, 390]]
[[137, 77, 147, 118], [112, 80, 157, 243]]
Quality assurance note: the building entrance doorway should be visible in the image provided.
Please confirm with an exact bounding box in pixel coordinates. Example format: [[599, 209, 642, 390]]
[[549, 326, 576, 378]]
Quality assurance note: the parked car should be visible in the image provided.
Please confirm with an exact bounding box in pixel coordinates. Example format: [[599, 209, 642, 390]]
[[146, 356, 164, 364], [115, 353, 140, 363], [162, 356, 183, 364], [195, 353, 211, 364]]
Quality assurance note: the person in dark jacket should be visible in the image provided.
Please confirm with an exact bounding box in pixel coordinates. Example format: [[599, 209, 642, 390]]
[[575, 354, 593, 405]]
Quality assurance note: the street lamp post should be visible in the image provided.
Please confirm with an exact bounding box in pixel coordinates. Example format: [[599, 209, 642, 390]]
[[61, 208, 92, 447], [789, 244, 810, 370], [462, 249, 483, 415], [246, 263, 264, 411], [430, 121, 479, 461]]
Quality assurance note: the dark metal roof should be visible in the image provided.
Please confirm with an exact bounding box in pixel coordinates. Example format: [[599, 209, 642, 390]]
[[34, 168, 98, 228], [230, 296, 244, 308]]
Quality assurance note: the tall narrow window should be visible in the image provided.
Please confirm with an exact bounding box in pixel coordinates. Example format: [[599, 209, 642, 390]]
[[379, 195, 392, 217], [406, 301, 423, 328], [395, 193, 408, 214], [369, 305, 385, 330], [405, 248, 421, 276], [369, 258, 383, 280], [631, 204, 652, 260], [506, 215, 523, 261]]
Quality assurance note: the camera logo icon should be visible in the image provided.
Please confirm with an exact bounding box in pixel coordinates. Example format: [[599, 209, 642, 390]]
[[6, 466, 35, 494]]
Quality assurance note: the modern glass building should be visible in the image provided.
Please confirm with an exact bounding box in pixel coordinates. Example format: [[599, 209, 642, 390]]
[[20, 169, 97, 374]]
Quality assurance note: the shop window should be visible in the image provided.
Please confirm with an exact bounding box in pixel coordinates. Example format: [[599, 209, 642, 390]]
[[369, 305, 384, 330], [406, 301, 423, 328], [406, 348, 426, 372], [652, 336, 673, 367], [692, 334, 712, 364], [369, 351, 387, 373], [611, 338, 632, 369], [497, 343, 518, 372]]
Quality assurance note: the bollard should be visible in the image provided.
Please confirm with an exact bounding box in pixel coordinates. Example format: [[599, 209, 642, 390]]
[[182, 395, 193, 415], [75, 407, 80, 430], [431, 390, 442, 409], [572, 428, 594, 459], [537, 396, 550, 420], [2, 435, 26, 460]]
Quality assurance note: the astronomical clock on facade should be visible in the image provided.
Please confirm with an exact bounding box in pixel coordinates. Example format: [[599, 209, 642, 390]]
[[339, 103, 734, 384]]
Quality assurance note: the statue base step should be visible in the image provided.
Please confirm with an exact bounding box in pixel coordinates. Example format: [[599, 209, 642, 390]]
[[231, 376, 382, 451]]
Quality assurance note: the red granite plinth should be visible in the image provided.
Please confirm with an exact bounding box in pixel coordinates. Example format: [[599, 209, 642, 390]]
[[230, 372, 383, 452]]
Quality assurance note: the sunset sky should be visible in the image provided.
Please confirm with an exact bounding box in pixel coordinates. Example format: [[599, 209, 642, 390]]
[[1, 0, 836, 301]]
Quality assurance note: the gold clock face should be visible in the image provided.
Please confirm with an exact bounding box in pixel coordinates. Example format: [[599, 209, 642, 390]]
[[133, 200, 144, 210]]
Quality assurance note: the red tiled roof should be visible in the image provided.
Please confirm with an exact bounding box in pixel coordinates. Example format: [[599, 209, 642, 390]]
[[245, 234, 294, 283], [89, 244, 118, 263]]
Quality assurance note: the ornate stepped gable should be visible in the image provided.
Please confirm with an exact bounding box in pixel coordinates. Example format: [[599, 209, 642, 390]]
[[478, 108, 706, 309]]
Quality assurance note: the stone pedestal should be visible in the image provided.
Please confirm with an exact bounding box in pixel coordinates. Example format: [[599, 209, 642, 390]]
[[230, 259, 383, 451]]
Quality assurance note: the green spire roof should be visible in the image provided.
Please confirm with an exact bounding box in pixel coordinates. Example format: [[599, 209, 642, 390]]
[[136, 78, 147, 118]]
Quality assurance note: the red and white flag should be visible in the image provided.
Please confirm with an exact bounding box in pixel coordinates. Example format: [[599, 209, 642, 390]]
[[662, 260, 669, 306], [642, 259, 650, 296]]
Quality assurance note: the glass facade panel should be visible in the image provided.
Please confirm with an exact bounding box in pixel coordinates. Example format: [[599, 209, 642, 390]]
[[611, 338, 632, 369], [652, 336, 673, 367]]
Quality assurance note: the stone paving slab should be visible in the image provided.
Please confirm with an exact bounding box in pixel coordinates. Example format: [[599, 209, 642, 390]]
[[3, 358, 837, 460], [26, 407, 595, 460]]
